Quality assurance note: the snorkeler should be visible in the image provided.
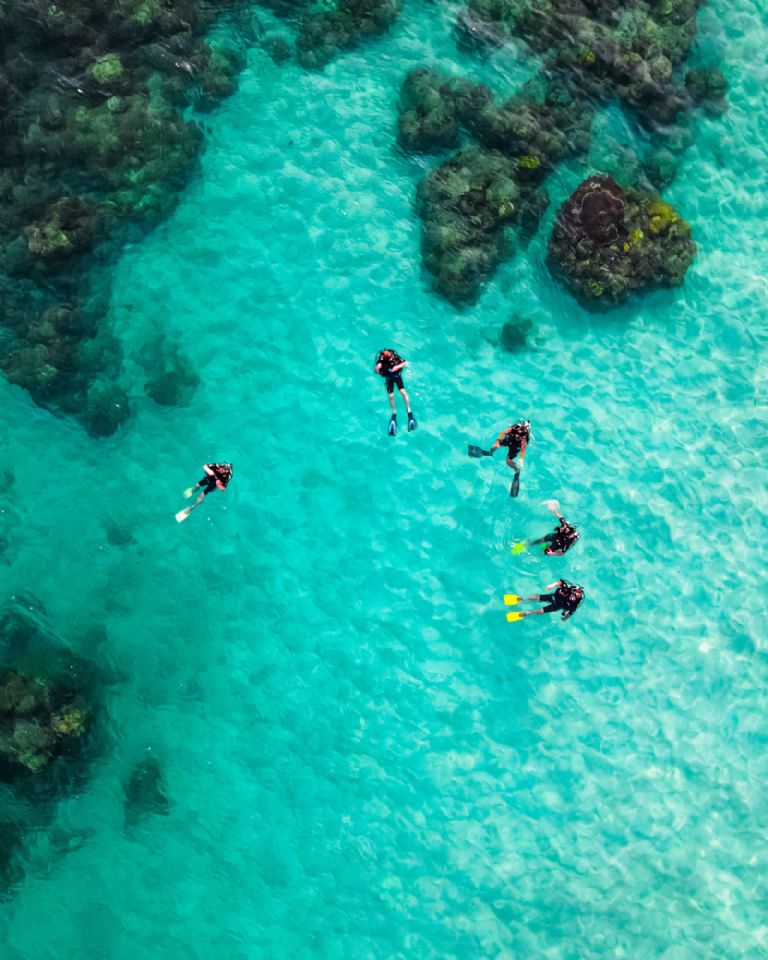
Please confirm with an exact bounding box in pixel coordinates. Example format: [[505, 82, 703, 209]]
[[489, 420, 530, 497], [529, 500, 579, 556], [374, 348, 416, 436], [504, 580, 584, 622], [175, 463, 233, 523]]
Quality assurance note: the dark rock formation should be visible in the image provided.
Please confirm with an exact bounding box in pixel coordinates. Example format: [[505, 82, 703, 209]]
[[547, 174, 696, 308], [416, 149, 523, 306], [0, 0, 247, 432], [456, 0, 722, 131], [499, 314, 534, 352], [397, 68, 460, 153], [0, 669, 88, 776], [258, 0, 402, 70], [124, 757, 169, 831]]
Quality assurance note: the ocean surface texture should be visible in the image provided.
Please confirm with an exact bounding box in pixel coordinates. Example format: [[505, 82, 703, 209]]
[[1, 0, 767, 957]]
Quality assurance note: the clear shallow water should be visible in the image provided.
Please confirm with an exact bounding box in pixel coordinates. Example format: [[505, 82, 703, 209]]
[[2, 0, 768, 956]]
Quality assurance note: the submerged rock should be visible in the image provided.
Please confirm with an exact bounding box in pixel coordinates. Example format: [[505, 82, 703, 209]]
[[499, 314, 534, 352], [293, 0, 402, 70], [23, 197, 101, 261], [124, 757, 169, 830], [0, 1, 246, 431], [0, 669, 88, 774], [416, 148, 521, 306], [397, 68, 460, 153], [456, 0, 718, 133], [139, 337, 199, 408], [547, 174, 696, 308]]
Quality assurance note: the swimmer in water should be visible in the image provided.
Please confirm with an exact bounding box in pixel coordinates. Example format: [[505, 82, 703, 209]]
[[374, 349, 416, 436], [489, 420, 530, 496], [506, 580, 584, 621], [530, 500, 579, 556], [176, 463, 233, 523]]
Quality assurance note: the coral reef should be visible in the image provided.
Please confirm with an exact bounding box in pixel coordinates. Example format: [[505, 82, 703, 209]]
[[685, 67, 728, 115], [256, 0, 402, 70], [0, 0, 246, 432], [416, 149, 522, 305], [0, 596, 110, 898], [0, 669, 90, 778], [455, 0, 723, 131], [397, 68, 460, 153], [400, 71, 590, 302], [547, 174, 696, 308], [401, 3, 717, 308], [451, 0, 728, 215]]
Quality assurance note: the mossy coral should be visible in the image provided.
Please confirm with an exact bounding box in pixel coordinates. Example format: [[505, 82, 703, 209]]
[[417, 148, 522, 304], [90, 54, 123, 84], [0, 0, 239, 430], [458, 0, 724, 136], [547, 174, 695, 308], [647, 198, 679, 234], [0, 669, 89, 773]]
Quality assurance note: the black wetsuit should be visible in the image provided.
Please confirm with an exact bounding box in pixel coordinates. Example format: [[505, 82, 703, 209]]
[[497, 425, 529, 458], [538, 582, 583, 616], [200, 463, 232, 495], [543, 519, 579, 554], [376, 351, 405, 392]]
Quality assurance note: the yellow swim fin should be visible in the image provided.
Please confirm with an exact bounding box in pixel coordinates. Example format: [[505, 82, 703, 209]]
[[511, 542, 527, 555], [506, 611, 523, 622], [504, 594, 520, 606]]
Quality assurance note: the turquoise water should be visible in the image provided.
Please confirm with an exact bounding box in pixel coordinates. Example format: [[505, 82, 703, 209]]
[[2, 0, 768, 956]]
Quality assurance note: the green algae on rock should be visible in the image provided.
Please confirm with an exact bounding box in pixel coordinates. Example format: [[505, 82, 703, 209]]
[[455, 0, 717, 129], [258, 0, 402, 69], [0, 669, 88, 774], [397, 68, 461, 153], [547, 174, 696, 308], [23, 197, 102, 260], [399, 70, 588, 304], [416, 149, 523, 306]]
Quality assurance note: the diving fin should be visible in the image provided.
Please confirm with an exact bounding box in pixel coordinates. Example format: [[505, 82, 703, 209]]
[[511, 542, 527, 555], [175, 507, 192, 523], [388, 414, 397, 437], [510, 472, 521, 497], [407, 411, 417, 432], [468, 445, 492, 458], [506, 611, 523, 622], [503, 594, 520, 605], [183, 486, 197, 499]]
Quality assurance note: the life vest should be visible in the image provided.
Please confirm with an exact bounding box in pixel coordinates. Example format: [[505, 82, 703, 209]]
[[556, 520, 579, 549], [376, 350, 403, 376], [206, 463, 233, 487], [499, 422, 529, 448], [558, 582, 583, 611]]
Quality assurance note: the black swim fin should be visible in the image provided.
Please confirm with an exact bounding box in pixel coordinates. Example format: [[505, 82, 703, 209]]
[[407, 411, 417, 432], [388, 414, 397, 437], [468, 445, 492, 458], [510, 471, 520, 497]]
